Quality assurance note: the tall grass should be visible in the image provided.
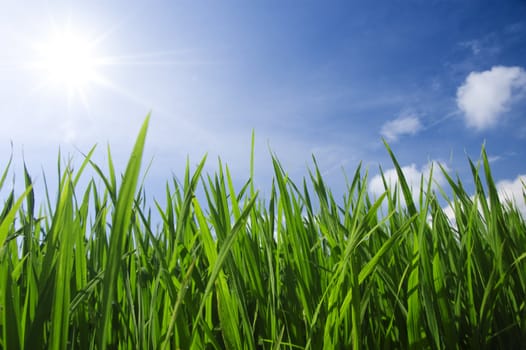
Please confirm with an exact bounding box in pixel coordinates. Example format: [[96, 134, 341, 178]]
[[0, 116, 525, 349]]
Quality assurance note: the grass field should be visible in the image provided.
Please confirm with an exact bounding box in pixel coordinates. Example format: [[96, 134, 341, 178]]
[[1, 116, 525, 349]]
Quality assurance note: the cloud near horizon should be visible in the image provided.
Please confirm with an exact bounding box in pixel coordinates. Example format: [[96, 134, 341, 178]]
[[369, 161, 447, 205], [380, 114, 422, 142], [456, 66, 526, 130], [497, 174, 526, 216], [441, 174, 526, 226]]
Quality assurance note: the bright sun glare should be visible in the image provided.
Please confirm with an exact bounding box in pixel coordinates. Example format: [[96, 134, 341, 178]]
[[33, 27, 106, 103], [27, 19, 184, 108]]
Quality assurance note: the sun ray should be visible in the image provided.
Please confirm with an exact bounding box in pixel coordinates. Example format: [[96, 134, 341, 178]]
[[9, 11, 214, 113], [22, 19, 109, 109], [96, 49, 220, 67]]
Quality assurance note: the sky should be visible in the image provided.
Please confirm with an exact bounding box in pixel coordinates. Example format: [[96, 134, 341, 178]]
[[1, 0, 525, 216]]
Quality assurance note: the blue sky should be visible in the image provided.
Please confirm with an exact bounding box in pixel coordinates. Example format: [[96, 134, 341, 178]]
[[1, 0, 525, 214]]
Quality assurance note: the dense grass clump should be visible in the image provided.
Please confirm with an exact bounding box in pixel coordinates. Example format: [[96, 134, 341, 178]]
[[1, 116, 525, 349]]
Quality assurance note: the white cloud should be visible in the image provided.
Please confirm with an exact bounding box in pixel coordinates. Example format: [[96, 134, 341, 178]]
[[380, 114, 422, 142], [442, 204, 456, 225], [369, 161, 447, 205], [497, 174, 526, 217], [439, 174, 526, 228], [456, 66, 526, 130]]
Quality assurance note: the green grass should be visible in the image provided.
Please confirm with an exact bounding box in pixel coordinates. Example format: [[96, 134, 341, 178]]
[[1, 116, 525, 349]]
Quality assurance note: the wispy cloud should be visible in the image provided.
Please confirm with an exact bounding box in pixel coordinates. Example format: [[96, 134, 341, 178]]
[[380, 113, 422, 142], [458, 34, 501, 57], [456, 66, 526, 130], [487, 155, 502, 163], [459, 40, 482, 55]]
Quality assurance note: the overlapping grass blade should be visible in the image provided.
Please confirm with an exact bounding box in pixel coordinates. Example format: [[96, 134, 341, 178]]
[[98, 114, 150, 349], [0, 117, 525, 349]]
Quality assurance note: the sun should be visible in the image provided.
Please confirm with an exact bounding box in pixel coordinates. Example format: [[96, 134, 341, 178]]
[[24, 19, 188, 109], [40, 32, 97, 88], [32, 26, 106, 103]]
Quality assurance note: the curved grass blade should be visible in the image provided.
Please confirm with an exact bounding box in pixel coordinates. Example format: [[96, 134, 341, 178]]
[[98, 114, 150, 349]]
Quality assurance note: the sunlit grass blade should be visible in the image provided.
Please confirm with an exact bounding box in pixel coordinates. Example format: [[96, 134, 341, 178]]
[[1, 122, 525, 349], [98, 114, 150, 349]]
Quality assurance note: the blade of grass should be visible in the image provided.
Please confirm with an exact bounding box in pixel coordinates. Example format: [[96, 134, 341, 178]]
[[98, 114, 150, 349]]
